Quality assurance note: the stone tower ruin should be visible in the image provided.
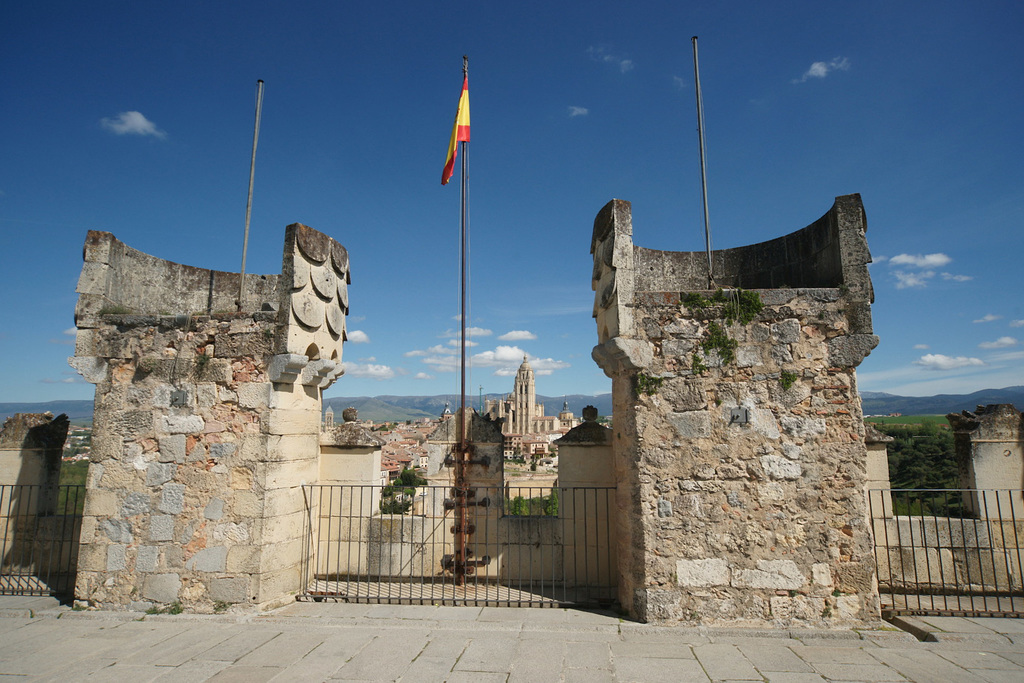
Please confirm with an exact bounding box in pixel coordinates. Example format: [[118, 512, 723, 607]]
[[69, 223, 349, 610], [591, 194, 880, 624]]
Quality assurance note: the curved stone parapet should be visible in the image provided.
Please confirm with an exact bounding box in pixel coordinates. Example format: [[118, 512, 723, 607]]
[[74, 231, 280, 322]]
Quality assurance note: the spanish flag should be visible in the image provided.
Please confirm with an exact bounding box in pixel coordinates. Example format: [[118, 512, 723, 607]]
[[441, 75, 471, 185]]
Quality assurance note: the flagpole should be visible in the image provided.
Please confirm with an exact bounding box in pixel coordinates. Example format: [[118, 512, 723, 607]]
[[691, 37, 715, 289], [456, 54, 469, 586], [238, 79, 264, 311]]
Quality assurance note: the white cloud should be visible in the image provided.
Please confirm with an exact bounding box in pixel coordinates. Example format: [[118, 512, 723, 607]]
[[672, 75, 686, 90], [342, 362, 395, 380], [347, 330, 370, 343], [889, 253, 952, 268], [63, 327, 77, 336], [414, 372, 433, 380], [974, 314, 1002, 323], [587, 46, 634, 73], [979, 336, 1018, 349], [989, 350, 1024, 363], [358, 356, 376, 362], [421, 345, 570, 377], [941, 273, 972, 282], [568, 106, 589, 117], [1010, 320, 1024, 328], [913, 344, 930, 350], [893, 270, 935, 289], [913, 354, 985, 371], [440, 326, 492, 338], [792, 57, 850, 84], [100, 111, 167, 139], [447, 339, 478, 347], [498, 330, 537, 341]]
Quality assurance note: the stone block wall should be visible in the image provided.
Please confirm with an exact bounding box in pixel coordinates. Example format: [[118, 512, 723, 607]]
[[70, 223, 349, 611], [591, 195, 880, 626], [948, 404, 1024, 519]]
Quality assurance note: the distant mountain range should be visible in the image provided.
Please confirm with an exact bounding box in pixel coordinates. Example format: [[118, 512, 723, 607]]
[[3, 387, 1022, 426], [860, 386, 1024, 417]]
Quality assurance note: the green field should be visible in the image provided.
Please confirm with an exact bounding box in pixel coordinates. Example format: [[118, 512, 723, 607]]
[[864, 414, 950, 427]]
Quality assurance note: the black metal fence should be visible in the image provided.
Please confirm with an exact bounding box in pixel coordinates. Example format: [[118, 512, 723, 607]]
[[869, 488, 1024, 617], [301, 484, 617, 607], [0, 484, 85, 596]]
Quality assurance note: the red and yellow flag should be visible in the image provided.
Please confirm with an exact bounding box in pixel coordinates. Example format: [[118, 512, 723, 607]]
[[441, 75, 471, 185]]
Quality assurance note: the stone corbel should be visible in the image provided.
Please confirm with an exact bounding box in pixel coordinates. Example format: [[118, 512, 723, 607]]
[[268, 353, 309, 383], [591, 338, 654, 378], [68, 356, 108, 384], [827, 334, 879, 369], [300, 359, 344, 389]]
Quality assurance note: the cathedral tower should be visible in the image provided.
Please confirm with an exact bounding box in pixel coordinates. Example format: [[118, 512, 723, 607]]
[[511, 356, 535, 435]]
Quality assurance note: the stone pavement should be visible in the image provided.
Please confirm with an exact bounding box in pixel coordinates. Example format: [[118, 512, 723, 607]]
[[2, 597, 1024, 682]]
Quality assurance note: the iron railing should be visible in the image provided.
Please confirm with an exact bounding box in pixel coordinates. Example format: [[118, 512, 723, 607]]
[[301, 484, 617, 607], [0, 484, 85, 596], [869, 488, 1024, 617]]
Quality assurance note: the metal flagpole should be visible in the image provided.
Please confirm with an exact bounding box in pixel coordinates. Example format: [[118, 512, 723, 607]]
[[455, 55, 470, 586], [238, 79, 265, 311], [691, 38, 715, 289]]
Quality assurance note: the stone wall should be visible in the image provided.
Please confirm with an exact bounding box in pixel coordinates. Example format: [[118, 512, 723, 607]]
[[591, 195, 880, 626], [949, 404, 1024, 519], [70, 223, 349, 611]]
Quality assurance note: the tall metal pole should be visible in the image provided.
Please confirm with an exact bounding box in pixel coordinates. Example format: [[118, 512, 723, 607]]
[[455, 55, 470, 586], [691, 38, 714, 288], [238, 79, 264, 311]]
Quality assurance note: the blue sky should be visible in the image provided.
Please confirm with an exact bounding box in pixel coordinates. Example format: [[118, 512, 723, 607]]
[[2, 1, 1023, 404]]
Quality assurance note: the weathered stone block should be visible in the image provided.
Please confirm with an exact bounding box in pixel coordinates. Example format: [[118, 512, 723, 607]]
[[122, 492, 151, 517], [676, 558, 730, 587], [780, 416, 826, 440], [146, 462, 176, 486], [102, 519, 133, 543], [761, 455, 802, 480], [83, 489, 118, 517], [107, 544, 127, 571], [732, 559, 804, 590], [204, 498, 225, 520], [209, 443, 236, 459], [208, 576, 250, 603], [149, 514, 174, 541], [186, 546, 227, 572], [237, 382, 271, 409], [669, 411, 712, 439], [770, 319, 801, 344], [157, 435, 186, 463], [136, 545, 159, 572], [162, 415, 205, 434], [159, 483, 185, 514], [143, 573, 181, 603]]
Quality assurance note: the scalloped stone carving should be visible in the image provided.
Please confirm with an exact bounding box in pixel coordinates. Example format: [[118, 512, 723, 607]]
[[292, 290, 324, 329], [310, 263, 336, 300]]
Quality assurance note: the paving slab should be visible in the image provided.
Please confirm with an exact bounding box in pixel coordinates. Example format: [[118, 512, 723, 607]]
[[452, 634, 519, 673], [736, 643, 816, 673], [563, 640, 611, 669], [867, 647, 993, 683], [808, 661, 909, 681], [614, 656, 711, 682]]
